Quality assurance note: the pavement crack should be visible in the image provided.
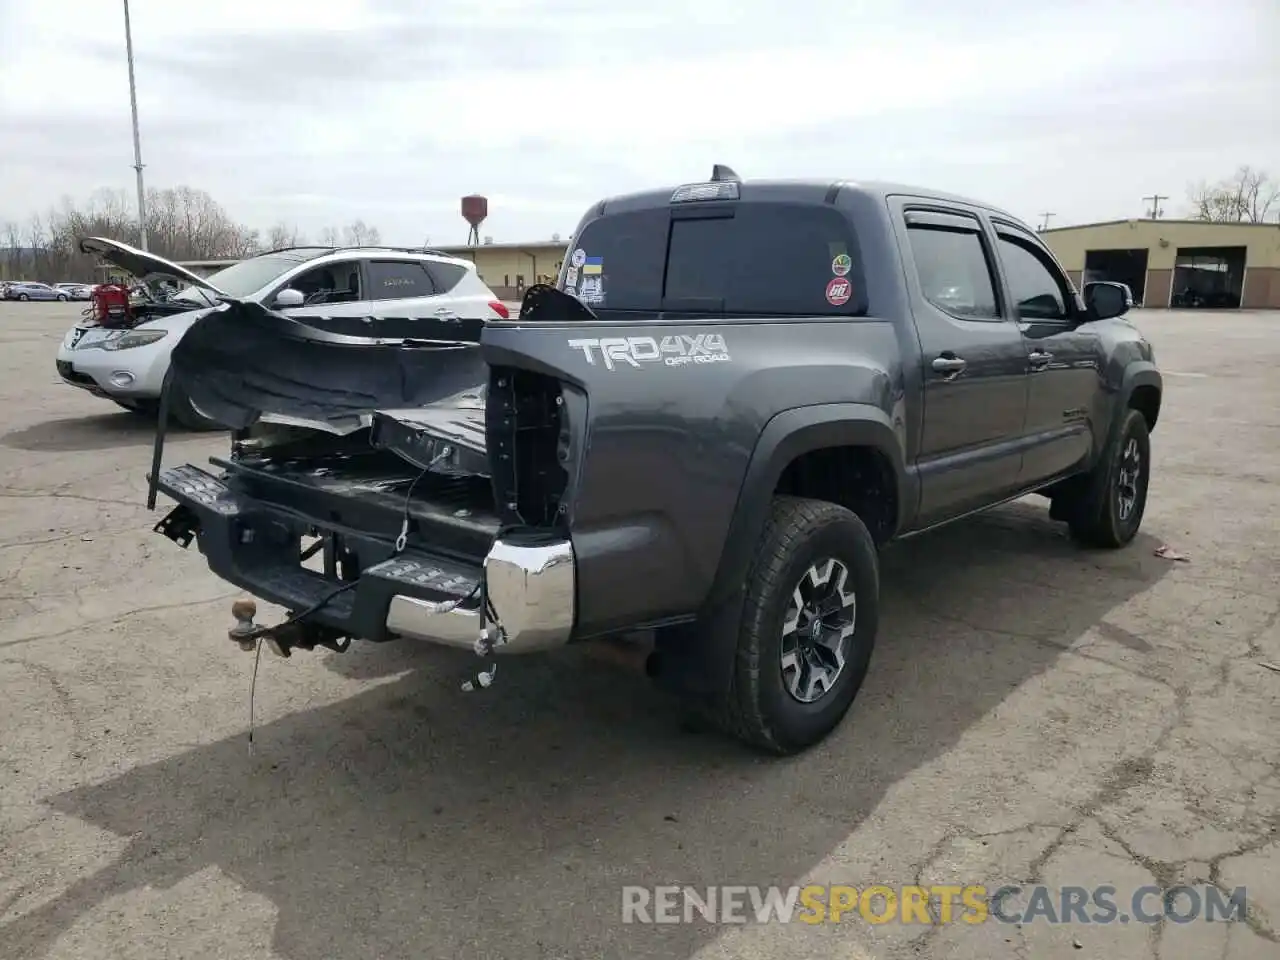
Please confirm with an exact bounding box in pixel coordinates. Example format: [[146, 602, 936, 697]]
[[1, 658, 86, 749], [0, 525, 140, 550], [1026, 751, 1164, 886], [0, 592, 239, 650], [904, 827, 962, 949], [1206, 820, 1280, 944], [925, 610, 1063, 645], [0, 489, 144, 510]]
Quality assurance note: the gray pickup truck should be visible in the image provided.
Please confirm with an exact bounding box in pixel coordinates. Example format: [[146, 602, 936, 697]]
[[149, 167, 1161, 754]]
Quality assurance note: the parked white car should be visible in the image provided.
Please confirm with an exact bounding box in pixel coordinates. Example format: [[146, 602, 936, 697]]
[[56, 238, 511, 429], [53, 282, 95, 300]]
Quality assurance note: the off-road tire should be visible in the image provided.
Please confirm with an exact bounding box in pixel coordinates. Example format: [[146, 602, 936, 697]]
[[1061, 408, 1151, 548], [706, 496, 879, 755]]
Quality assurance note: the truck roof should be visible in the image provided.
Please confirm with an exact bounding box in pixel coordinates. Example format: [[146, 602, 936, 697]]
[[592, 177, 1026, 228]]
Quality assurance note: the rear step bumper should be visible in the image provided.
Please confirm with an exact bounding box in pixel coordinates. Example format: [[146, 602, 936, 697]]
[[154, 464, 575, 653]]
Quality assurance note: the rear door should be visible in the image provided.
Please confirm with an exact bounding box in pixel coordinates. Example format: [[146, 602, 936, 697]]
[[892, 202, 1030, 525], [360, 259, 451, 318]]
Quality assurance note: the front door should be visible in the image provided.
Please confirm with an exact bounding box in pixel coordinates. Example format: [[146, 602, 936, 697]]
[[990, 222, 1105, 485], [896, 205, 1031, 527]]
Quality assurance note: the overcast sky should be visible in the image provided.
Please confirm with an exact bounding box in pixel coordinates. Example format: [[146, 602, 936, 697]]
[[1, 0, 1276, 245]]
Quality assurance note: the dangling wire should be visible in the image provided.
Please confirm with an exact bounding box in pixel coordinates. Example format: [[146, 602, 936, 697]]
[[248, 636, 264, 755], [394, 444, 453, 554], [243, 440, 471, 750]]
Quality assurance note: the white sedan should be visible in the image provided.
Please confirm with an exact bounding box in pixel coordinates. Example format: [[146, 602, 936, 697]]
[[56, 238, 511, 429]]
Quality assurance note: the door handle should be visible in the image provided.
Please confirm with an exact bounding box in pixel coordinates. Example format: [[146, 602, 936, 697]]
[[1028, 350, 1053, 370], [931, 355, 967, 377]]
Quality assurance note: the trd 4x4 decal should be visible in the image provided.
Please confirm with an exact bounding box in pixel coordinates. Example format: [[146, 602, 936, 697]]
[[567, 334, 731, 371]]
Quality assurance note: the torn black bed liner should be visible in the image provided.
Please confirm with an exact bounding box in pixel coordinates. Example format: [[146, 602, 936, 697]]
[[169, 299, 488, 431], [370, 403, 488, 476]]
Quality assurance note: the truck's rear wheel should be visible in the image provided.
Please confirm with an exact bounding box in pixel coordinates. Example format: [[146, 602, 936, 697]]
[[710, 496, 879, 755], [1060, 408, 1151, 548]]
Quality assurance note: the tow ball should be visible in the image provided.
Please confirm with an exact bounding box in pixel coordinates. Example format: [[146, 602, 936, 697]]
[[229, 599, 259, 652], [227, 598, 351, 658]]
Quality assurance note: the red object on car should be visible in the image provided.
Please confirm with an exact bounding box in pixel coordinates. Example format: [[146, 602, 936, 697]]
[[90, 283, 132, 326]]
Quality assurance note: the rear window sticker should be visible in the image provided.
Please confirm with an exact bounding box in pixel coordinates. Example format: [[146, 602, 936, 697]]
[[565, 266, 579, 287], [579, 275, 606, 305], [571, 248, 586, 268], [581, 256, 603, 276], [825, 277, 852, 306], [831, 253, 852, 277]]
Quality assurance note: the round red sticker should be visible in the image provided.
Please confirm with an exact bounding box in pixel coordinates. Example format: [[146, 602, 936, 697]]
[[825, 277, 852, 306]]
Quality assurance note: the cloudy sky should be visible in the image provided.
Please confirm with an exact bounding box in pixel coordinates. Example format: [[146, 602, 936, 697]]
[[1, 0, 1276, 245]]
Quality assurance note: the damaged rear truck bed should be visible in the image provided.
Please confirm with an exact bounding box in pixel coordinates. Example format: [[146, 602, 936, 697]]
[[150, 167, 1162, 754]]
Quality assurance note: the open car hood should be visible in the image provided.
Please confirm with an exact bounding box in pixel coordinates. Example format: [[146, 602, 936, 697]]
[[79, 236, 230, 296]]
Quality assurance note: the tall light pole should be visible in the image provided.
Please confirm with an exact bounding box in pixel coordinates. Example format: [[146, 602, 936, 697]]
[[122, 0, 148, 249]]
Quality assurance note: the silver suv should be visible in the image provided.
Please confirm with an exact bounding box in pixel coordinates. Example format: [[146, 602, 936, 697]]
[[57, 238, 511, 428]]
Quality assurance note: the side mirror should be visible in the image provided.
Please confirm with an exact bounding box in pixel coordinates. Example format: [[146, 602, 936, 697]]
[[1084, 281, 1131, 321], [273, 287, 305, 308]]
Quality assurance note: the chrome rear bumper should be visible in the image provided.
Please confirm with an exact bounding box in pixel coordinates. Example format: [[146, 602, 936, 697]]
[[386, 538, 575, 653]]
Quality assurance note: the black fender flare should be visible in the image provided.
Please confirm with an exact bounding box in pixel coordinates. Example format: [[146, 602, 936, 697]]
[[709, 403, 907, 604], [669, 404, 907, 698], [1109, 363, 1162, 446]]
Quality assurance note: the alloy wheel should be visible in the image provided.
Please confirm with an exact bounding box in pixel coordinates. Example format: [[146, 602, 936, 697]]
[[1116, 436, 1142, 522], [779, 558, 857, 703]]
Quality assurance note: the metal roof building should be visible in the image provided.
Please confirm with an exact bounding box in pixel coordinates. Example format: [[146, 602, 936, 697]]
[[1040, 219, 1280, 309]]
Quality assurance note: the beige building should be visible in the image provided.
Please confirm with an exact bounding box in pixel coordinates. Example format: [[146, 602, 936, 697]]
[[433, 240, 567, 300], [1041, 219, 1280, 309]]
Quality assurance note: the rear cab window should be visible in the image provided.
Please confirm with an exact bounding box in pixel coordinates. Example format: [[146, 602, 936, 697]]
[[560, 189, 866, 317]]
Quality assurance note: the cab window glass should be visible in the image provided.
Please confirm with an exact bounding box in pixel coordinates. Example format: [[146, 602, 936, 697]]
[[906, 225, 1000, 319]]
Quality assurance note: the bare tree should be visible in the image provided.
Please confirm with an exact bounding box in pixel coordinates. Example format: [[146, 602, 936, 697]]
[[27, 216, 51, 278], [1, 221, 24, 279], [264, 222, 307, 250], [1188, 166, 1280, 223], [143, 186, 259, 260], [342, 219, 381, 246], [3, 185, 384, 279]]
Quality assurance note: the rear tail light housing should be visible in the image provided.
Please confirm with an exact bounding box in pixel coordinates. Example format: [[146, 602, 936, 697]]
[[488, 300, 510, 319]]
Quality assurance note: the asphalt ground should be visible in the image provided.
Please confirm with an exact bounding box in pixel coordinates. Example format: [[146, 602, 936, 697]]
[[1, 302, 1276, 959]]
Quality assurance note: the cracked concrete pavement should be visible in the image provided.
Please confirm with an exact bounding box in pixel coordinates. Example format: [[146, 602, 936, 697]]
[[1, 302, 1276, 959]]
